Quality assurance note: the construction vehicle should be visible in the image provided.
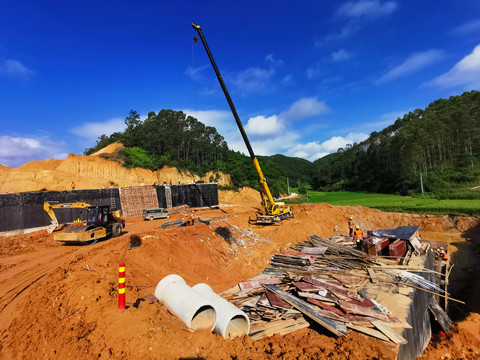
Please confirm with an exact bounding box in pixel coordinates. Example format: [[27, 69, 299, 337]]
[[192, 22, 294, 224], [44, 202, 125, 243]]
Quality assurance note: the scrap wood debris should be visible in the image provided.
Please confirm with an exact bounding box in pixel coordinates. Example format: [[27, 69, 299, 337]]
[[223, 234, 451, 343]]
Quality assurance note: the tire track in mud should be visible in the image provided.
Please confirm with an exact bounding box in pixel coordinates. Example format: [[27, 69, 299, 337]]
[[0, 247, 81, 313]]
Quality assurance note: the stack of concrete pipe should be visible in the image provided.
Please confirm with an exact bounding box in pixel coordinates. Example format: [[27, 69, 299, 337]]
[[154, 274, 250, 339]]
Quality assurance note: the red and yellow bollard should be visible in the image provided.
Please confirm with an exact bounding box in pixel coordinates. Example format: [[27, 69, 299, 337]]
[[118, 263, 126, 311]]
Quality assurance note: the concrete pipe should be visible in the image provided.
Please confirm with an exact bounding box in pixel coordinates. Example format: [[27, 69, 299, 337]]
[[192, 283, 250, 339], [155, 274, 216, 331]]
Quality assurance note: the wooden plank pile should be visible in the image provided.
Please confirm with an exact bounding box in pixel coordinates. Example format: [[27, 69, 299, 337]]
[[223, 235, 411, 343]]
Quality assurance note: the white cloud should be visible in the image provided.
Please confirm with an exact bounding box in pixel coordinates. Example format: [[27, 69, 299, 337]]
[[331, 49, 353, 62], [426, 44, 480, 89], [245, 115, 284, 135], [228, 67, 275, 95], [282, 74, 294, 85], [0, 59, 34, 78], [319, 1, 397, 45], [182, 109, 233, 137], [318, 23, 360, 45], [0, 135, 67, 168], [265, 54, 284, 67], [185, 97, 329, 158], [286, 132, 369, 161], [452, 19, 480, 35], [280, 97, 330, 122], [377, 49, 443, 84], [337, 0, 398, 19], [71, 117, 125, 140], [305, 65, 322, 79], [248, 132, 301, 156], [184, 64, 210, 81]]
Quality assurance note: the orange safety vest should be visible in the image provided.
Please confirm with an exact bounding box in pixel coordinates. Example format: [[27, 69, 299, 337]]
[[442, 251, 448, 260], [191, 213, 195, 219], [348, 220, 354, 229], [354, 229, 363, 241]]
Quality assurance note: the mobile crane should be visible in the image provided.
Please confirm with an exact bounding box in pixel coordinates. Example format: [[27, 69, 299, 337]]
[[192, 22, 294, 224]]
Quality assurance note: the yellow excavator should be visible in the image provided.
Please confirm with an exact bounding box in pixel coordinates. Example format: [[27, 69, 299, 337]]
[[44, 202, 125, 243], [192, 22, 294, 224]]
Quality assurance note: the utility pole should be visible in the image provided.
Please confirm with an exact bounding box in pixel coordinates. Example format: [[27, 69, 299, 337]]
[[420, 173, 424, 195], [287, 177, 290, 196]]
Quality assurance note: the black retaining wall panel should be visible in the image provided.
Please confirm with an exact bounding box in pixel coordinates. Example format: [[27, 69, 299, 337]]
[[397, 250, 435, 360], [165, 183, 218, 208], [0, 184, 218, 232], [0, 188, 121, 232], [154, 185, 167, 208]]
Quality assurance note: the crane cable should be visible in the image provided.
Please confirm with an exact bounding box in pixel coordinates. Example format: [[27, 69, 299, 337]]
[[191, 29, 198, 120]]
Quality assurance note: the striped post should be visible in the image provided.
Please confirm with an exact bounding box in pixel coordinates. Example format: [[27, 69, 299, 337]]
[[118, 263, 126, 311]]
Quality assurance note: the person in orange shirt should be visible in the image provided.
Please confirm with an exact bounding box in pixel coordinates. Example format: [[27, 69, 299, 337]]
[[353, 226, 363, 250], [348, 216, 354, 237]]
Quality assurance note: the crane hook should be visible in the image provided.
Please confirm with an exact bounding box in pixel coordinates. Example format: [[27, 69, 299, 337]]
[[193, 35, 198, 46]]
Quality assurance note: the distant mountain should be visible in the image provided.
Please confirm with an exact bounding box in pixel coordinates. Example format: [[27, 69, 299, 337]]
[[312, 90, 480, 194], [258, 154, 313, 188]]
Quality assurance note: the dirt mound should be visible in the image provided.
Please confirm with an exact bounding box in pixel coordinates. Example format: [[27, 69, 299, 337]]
[[0, 152, 232, 193], [90, 142, 125, 157], [219, 187, 260, 205], [419, 313, 480, 359], [1, 202, 479, 359], [18, 158, 63, 171]]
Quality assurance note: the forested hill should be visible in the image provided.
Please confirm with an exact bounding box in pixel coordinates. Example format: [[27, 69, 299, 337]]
[[84, 109, 311, 196], [312, 90, 480, 195], [258, 154, 313, 187]]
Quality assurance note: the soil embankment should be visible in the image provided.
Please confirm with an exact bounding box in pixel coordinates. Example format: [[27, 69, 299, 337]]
[[1, 189, 479, 359], [0, 142, 232, 193]]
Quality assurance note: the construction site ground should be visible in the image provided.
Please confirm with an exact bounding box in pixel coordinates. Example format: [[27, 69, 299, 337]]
[[1, 187, 480, 359]]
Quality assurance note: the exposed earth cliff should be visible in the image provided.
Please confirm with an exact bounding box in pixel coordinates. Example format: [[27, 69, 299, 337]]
[[0, 143, 232, 193]]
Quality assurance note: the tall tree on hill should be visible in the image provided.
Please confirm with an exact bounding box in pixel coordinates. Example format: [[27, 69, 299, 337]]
[[312, 90, 480, 194]]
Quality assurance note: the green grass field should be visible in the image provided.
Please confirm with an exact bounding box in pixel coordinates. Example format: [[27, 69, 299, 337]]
[[284, 191, 480, 216]]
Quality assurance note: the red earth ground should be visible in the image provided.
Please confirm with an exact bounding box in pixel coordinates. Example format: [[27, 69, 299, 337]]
[[0, 188, 479, 359]]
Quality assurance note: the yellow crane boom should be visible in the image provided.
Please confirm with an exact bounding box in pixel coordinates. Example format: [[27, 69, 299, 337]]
[[192, 22, 294, 224]]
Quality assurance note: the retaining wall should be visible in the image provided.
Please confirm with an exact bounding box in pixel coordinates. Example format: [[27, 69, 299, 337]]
[[397, 250, 435, 360], [0, 183, 218, 233]]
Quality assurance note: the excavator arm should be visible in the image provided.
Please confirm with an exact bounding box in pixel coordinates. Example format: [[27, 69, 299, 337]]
[[43, 202, 92, 233], [192, 23, 293, 223]]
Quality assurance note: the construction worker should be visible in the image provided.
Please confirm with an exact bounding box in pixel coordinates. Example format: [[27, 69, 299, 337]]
[[190, 210, 196, 226], [353, 226, 363, 250], [71, 182, 75, 190], [348, 216, 354, 237], [183, 214, 190, 226], [439, 247, 449, 260]]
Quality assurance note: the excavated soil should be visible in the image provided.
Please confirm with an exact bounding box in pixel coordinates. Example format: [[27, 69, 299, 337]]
[[1, 188, 480, 359], [0, 142, 232, 193]]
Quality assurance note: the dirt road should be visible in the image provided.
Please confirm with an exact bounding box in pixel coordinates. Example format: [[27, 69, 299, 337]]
[[0, 192, 479, 359]]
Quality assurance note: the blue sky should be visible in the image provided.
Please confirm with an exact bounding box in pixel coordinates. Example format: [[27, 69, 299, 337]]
[[1, 1, 480, 167]]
